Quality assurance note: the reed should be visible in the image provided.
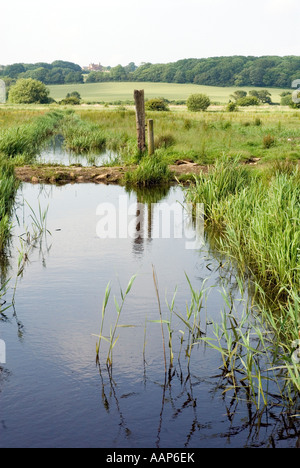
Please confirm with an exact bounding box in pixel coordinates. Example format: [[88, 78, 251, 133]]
[[95, 275, 137, 368]]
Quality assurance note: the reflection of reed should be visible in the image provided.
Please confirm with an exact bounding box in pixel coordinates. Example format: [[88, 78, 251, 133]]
[[97, 363, 132, 440]]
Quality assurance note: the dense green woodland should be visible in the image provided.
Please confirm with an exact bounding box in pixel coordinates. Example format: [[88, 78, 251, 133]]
[[1, 56, 300, 88]]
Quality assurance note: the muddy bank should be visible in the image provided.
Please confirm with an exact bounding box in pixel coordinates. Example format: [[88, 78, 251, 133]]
[[15, 161, 207, 185]]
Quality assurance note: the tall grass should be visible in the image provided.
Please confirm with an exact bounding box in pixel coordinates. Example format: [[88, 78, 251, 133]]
[[125, 153, 172, 187], [185, 156, 300, 392], [60, 113, 106, 153], [0, 111, 64, 161], [0, 158, 19, 252]]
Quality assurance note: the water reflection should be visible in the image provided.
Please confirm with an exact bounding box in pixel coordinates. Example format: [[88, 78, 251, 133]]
[[37, 135, 118, 167], [0, 183, 299, 448]]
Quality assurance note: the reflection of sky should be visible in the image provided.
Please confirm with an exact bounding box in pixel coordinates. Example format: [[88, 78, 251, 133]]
[[0, 183, 243, 448], [36, 136, 117, 167]]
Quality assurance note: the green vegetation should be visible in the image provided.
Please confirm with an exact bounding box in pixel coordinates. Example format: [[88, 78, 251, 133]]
[[0, 158, 19, 251], [46, 82, 289, 105], [60, 112, 106, 153], [84, 56, 300, 88], [0, 60, 83, 85], [9, 78, 50, 104], [145, 98, 169, 111], [187, 93, 211, 112], [185, 155, 299, 318], [2, 56, 300, 89], [0, 111, 64, 160], [125, 153, 172, 187]]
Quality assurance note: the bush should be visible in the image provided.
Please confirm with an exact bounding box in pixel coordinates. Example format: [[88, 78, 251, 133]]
[[145, 98, 169, 111], [226, 101, 238, 112], [187, 94, 211, 112], [8, 78, 50, 104], [263, 134, 276, 149], [237, 96, 260, 107]]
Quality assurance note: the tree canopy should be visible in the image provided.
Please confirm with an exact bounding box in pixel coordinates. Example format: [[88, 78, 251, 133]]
[[1, 56, 300, 88], [8, 78, 50, 104]]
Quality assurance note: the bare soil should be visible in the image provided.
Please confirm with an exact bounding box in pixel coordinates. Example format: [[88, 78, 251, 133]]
[[14, 161, 207, 185]]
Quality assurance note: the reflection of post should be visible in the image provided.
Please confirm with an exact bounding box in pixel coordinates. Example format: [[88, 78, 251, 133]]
[[134, 90, 146, 153], [148, 119, 154, 156], [133, 199, 145, 254], [147, 202, 153, 240]]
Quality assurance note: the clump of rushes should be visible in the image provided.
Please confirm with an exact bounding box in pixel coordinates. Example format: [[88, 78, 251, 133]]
[[125, 154, 172, 187], [60, 113, 106, 153], [186, 156, 300, 302], [0, 111, 64, 161], [185, 155, 300, 388], [0, 158, 20, 251]]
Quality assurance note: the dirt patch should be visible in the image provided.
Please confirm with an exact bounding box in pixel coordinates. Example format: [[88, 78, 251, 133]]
[[15, 162, 207, 185]]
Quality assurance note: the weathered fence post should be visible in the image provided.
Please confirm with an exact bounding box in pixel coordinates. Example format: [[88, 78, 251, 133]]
[[147, 119, 154, 156], [134, 90, 146, 153]]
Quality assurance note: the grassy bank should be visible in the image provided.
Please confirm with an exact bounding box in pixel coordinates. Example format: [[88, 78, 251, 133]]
[[0, 110, 64, 162], [185, 157, 300, 355], [0, 158, 20, 252]]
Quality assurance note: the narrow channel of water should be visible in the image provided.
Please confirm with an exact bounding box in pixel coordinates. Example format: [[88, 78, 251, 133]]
[[0, 183, 299, 448], [37, 135, 118, 167]]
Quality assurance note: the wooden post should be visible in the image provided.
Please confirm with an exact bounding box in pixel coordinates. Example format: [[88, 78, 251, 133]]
[[134, 90, 146, 153], [147, 119, 154, 156]]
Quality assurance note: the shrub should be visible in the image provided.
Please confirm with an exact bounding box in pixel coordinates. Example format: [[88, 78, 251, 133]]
[[145, 98, 169, 111], [263, 134, 276, 149], [154, 134, 176, 149], [8, 78, 50, 104], [226, 101, 238, 112], [237, 96, 260, 107], [187, 94, 211, 112]]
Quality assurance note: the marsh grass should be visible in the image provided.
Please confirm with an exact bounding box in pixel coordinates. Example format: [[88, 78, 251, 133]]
[[125, 153, 172, 187], [0, 158, 19, 252], [60, 113, 106, 153], [0, 111, 64, 161]]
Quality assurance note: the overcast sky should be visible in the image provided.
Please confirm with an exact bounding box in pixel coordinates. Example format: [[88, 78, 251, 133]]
[[1, 0, 299, 67]]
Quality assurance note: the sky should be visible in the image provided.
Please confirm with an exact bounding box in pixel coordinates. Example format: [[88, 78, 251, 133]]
[[1, 0, 299, 67]]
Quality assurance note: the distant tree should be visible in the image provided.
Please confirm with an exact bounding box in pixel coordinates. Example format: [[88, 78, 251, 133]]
[[187, 94, 211, 112], [9, 78, 50, 104], [249, 89, 272, 104], [237, 96, 260, 107], [64, 71, 84, 84], [60, 91, 82, 105], [110, 65, 128, 81], [226, 101, 238, 112], [230, 90, 247, 101], [145, 98, 169, 111], [3, 63, 26, 78]]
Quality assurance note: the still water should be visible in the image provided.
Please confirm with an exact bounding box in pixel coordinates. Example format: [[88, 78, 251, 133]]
[[37, 135, 117, 167], [0, 183, 299, 448]]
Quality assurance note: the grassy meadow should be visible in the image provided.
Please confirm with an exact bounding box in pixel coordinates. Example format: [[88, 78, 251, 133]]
[[47, 82, 290, 104]]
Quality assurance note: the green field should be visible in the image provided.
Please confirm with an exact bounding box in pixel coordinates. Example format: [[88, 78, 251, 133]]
[[48, 82, 289, 104]]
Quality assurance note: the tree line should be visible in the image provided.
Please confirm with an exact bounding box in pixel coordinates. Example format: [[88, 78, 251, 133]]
[[0, 60, 83, 86], [1, 56, 300, 88], [86, 56, 300, 88]]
